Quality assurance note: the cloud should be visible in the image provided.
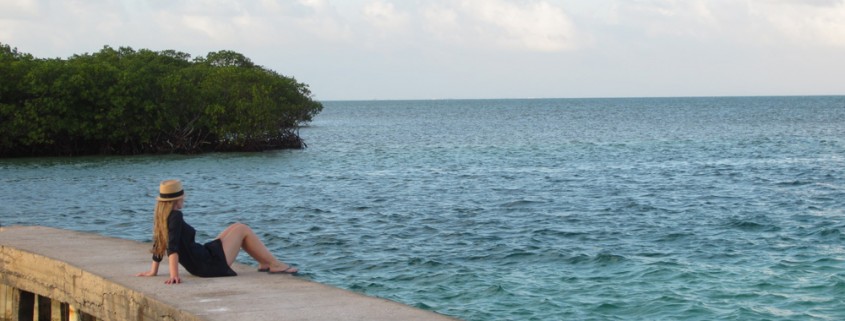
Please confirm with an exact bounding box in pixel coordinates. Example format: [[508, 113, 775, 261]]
[[141, 0, 354, 50], [0, 0, 39, 19], [298, 0, 329, 12], [179, 15, 237, 42], [362, 1, 409, 32], [1, 0, 130, 54], [466, 0, 578, 51], [601, 0, 845, 47], [602, 1, 732, 39], [749, 0, 845, 47], [0, 0, 40, 43], [284, 0, 582, 53], [423, 0, 580, 52], [759, 0, 844, 6]]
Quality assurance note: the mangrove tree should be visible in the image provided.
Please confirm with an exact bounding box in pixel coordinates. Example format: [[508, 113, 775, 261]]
[[0, 44, 323, 157]]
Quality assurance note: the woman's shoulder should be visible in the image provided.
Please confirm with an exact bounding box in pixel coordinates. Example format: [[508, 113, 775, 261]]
[[168, 210, 184, 220]]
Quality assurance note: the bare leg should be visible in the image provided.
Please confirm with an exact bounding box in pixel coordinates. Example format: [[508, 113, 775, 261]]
[[215, 223, 241, 240], [217, 223, 298, 273]]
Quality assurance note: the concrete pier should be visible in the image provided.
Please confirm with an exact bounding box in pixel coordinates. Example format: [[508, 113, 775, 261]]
[[0, 226, 459, 321]]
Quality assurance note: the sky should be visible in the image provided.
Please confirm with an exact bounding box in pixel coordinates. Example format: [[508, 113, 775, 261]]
[[1, 0, 844, 101]]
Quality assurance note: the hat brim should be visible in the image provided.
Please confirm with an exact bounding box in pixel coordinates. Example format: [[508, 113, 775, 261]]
[[157, 195, 184, 201]]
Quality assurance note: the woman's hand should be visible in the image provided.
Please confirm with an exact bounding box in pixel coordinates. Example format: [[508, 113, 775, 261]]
[[137, 261, 160, 277], [136, 270, 157, 277], [165, 276, 181, 284]]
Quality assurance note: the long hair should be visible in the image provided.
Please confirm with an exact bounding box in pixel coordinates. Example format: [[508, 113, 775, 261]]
[[151, 200, 175, 257]]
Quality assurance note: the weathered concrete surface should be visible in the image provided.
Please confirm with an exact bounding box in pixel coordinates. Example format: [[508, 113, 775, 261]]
[[0, 226, 460, 321]]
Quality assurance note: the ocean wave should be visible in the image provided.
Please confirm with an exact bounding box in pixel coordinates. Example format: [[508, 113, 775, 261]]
[[725, 216, 782, 232], [564, 252, 628, 266], [499, 199, 548, 208]]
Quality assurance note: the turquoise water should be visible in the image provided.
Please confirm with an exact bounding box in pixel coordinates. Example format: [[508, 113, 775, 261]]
[[2, 96, 845, 320]]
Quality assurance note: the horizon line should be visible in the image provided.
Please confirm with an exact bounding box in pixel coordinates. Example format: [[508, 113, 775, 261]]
[[318, 93, 845, 103]]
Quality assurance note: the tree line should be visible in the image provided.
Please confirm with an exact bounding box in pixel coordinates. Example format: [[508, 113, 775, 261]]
[[0, 43, 323, 157]]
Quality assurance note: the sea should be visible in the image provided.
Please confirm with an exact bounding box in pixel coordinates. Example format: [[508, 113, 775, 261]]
[[1, 96, 844, 321]]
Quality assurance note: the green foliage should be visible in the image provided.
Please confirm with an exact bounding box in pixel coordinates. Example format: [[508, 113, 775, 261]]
[[0, 43, 322, 156]]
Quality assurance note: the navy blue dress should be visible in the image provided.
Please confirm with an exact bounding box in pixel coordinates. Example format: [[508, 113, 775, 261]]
[[152, 210, 237, 277]]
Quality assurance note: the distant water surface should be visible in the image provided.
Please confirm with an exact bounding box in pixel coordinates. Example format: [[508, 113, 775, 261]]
[[2, 96, 845, 320]]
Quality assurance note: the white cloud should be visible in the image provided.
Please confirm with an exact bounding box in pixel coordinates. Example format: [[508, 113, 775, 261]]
[[422, 5, 461, 43], [601, 0, 845, 47], [422, 0, 580, 52], [0, 0, 40, 44], [749, 0, 845, 47], [298, 0, 329, 12], [467, 0, 578, 51], [180, 15, 235, 42], [0, 0, 39, 19], [362, 1, 409, 33], [142, 1, 354, 49], [285, 3, 355, 44], [601, 0, 725, 39]]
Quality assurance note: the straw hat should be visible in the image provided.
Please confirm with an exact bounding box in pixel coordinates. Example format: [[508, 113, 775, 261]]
[[157, 179, 185, 201]]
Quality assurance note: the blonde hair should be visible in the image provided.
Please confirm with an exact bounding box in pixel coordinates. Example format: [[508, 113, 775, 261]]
[[151, 200, 175, 257]]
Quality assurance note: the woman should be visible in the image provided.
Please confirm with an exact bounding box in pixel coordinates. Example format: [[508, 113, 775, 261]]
[[137, 179, 298, 284]]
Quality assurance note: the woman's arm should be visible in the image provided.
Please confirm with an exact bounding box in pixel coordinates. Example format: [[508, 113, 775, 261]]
[[164, 211, 182, 284], [136, 260, 160, 277], [165, 253, 181, 284]]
